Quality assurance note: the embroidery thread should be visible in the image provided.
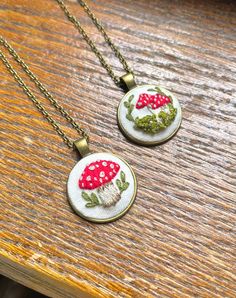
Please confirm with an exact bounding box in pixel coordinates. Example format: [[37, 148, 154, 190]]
[[79, 160, 130, 208], [124, 87, 177, 134]]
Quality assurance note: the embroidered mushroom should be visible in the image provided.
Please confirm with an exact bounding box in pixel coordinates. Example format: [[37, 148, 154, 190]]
[[136, 93, 171, 110], [79, 160, 121, 207], [124, 87, 177, 134]]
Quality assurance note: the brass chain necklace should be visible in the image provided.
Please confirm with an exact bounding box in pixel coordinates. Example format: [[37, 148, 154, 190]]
[[0, 37, 88, 148], [56, 0, 133, 88], [0, 36, 137, 223], [56, 0, 182, 146]]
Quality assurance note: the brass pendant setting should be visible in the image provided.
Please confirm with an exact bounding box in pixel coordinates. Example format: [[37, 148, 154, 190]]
[[67, 139, 137, 223], [118, 75, 182, 145]]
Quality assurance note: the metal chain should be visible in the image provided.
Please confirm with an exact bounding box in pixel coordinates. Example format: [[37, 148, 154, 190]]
[[56, 0, 134, 87], [0, 37, 89, 148]]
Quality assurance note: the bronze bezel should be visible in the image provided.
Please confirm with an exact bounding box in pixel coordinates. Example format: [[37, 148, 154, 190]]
[[67, 152, 137, 224], [117, 84, 182, 146]]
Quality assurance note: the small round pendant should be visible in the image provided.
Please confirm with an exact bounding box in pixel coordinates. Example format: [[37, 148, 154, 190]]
[[117, 85, 182, 145], [67, 152, 137, 223]]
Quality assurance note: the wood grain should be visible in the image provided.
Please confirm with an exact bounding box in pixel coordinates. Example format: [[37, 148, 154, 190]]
[[0, 0, 235, 297]]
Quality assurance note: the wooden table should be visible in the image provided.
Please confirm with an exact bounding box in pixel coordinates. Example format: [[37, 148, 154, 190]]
[[0, 0, 235, 297]]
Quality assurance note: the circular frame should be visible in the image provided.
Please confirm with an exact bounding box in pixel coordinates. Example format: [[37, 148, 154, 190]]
[[117, 85, 182, 146], [67, 152, 137, 223]]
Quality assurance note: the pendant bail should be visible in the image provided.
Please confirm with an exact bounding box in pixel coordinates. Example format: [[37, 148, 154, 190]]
[[120, 73, 137, 91], [74, 138, 90, 157]]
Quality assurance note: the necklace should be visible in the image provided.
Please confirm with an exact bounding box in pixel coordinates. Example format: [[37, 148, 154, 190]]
[[0, 37, 137, 223], [56, 0, 182, 146]]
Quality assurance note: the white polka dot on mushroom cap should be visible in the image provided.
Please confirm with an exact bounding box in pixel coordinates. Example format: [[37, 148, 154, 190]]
[[86, 176, 91, 181], [100, 171, 105, 178]]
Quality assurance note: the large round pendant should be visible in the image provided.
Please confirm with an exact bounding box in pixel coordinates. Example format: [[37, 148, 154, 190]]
[[67, 152, 137, 223], [117, 85, 182, 145]]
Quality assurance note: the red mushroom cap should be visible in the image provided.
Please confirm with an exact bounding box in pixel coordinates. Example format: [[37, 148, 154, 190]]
[[79, 160, 120, 190], [136, 93, 171, 110], [135, 93, 151, 109]]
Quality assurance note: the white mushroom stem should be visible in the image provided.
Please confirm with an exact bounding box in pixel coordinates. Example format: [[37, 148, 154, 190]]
[[97, 182, 121, 207], [147, 105, 159, 124], [147, 104, 155, 115], [147, 104, 170, 118]]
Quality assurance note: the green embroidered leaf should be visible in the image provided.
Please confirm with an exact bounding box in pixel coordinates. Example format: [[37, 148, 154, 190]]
[[124, 95, 135, 123], [147, 87, 167, 95], [85, 202, 97, 208], [82, 191, 100, 208], [124, 101, 130, 108], [82, 191, 90, 201], [120, 171, 126, 183], [128, 95, 134, 102], [129, 104, 134, 113], [122, 182, 129, 191], [117, 171, 130, 194], [154, 87, 167, 96], [116, 179, 122, 191], [154, 86, 163, 93], [91, 193, 99, 205], [126, 114, 134, 121]]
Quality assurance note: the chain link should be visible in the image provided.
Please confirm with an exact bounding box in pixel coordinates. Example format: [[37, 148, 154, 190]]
[[0, 37, 89, 148], [56, 0, 134, 87]]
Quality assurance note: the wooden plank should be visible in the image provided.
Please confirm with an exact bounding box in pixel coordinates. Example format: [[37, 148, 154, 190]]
[[0, 0, 235, 297], [0, 274, 46, 298]]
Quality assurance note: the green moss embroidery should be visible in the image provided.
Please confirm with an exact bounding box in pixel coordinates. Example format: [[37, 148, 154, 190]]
[[124, 88, 177, 134], [135, 104, 177, 134]]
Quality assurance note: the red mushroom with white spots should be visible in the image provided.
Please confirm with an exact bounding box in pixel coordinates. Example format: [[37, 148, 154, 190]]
[[136, 93, 171, 110], [79, 160, 121, 207], [123, 87, 178, 135]]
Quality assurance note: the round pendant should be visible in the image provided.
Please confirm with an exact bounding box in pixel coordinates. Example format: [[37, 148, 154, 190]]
[[67, 152, 137, 223], [117, 85, 182, 145]]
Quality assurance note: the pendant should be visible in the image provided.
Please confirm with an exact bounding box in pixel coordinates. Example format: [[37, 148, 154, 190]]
[[67, 138, 137, 223], [118, 74, 182, 145]]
